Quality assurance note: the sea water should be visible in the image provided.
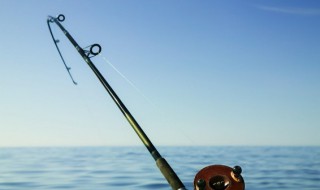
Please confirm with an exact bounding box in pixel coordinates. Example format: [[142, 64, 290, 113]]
[[0, 146, 319, 190]]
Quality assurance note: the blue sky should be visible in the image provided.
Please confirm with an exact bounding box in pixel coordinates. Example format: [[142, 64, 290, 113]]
[[0, 0, 319, 147]]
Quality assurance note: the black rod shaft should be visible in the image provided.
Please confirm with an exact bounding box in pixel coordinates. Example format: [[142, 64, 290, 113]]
[[47, 15, 186, 190]]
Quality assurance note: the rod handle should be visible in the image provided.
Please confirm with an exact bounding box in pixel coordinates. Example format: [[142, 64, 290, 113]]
[[156, 158, 185, 190]]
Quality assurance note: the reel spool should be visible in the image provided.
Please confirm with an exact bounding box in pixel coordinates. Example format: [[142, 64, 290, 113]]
[[194, 165, 245, 190]]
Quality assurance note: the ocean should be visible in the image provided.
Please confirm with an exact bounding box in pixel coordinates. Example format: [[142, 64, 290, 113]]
[[0, 146, 319, 190]]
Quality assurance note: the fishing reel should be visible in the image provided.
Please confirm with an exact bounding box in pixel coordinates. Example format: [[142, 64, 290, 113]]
[[194, 165, 244, 190]]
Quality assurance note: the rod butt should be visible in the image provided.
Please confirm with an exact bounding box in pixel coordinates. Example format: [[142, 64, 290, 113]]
[[156, 157, 185, 190]]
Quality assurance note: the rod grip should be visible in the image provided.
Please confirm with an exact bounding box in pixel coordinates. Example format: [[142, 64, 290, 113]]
[[156, 158, 185, 190]]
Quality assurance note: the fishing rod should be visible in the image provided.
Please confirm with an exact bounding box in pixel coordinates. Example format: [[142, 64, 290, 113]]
[[47, 14, 245, 190]]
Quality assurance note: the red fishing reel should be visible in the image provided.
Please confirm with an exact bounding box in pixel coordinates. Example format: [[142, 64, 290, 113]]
[[194, 165, 245, 190]]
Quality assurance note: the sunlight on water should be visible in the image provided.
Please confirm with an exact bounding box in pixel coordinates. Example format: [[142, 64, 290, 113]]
[[0, 146, 319, 190]]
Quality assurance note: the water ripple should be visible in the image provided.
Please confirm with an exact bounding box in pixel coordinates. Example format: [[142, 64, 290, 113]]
[[0, 146, 319, 190]]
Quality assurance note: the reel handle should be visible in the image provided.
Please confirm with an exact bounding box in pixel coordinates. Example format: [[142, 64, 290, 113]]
[[194, 165, 245, 190]]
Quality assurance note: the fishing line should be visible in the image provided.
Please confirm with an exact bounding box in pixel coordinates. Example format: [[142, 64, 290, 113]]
[[99, 54, 194, 145], [99, 53, 156, 108], [98, 54, 196, 144]]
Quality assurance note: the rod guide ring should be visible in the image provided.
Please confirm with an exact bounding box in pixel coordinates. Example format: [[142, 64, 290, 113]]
[[90, 44, 102, 55], [57, 14, 65, 22]]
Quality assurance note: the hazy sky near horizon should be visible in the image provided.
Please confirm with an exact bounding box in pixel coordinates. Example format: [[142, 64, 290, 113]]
[[1, 0, 319, 147]]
